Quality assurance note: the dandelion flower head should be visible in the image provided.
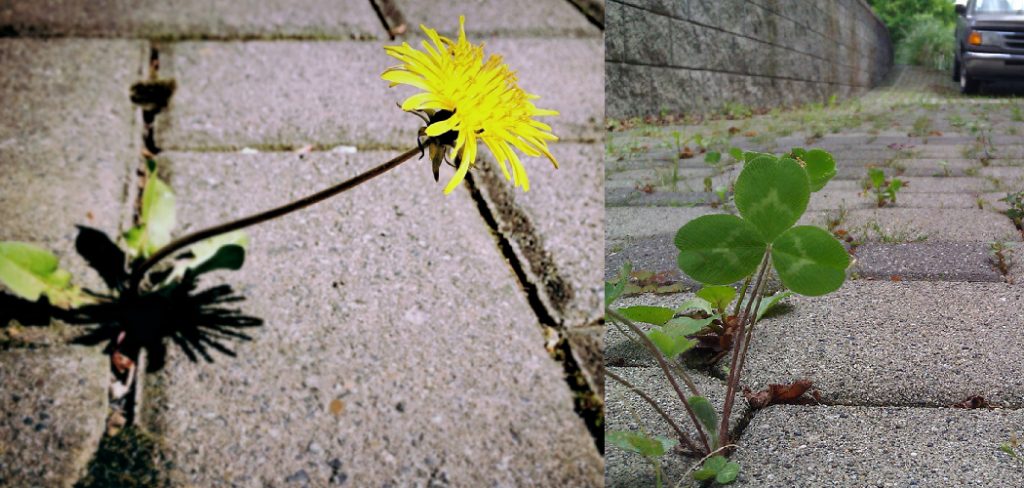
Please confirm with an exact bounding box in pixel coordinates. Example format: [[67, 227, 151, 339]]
[[382, 16, 559, 194]]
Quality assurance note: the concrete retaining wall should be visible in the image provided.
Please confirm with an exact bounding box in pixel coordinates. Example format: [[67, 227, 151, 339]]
[[606, 0, 893, 119]]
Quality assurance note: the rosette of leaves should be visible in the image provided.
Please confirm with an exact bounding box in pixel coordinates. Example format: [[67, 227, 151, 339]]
[[675, 150, 848, 296], [0, 164, 251, 347]]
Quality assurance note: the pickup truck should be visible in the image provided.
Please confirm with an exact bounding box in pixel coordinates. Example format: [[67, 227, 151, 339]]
[[954, 0, 1024, 93]]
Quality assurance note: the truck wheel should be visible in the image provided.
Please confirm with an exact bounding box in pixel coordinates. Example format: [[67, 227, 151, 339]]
[[953, 57, 961, 82], [960, 63, 979, 94]]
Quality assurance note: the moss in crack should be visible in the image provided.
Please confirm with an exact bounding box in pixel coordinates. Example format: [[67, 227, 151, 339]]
[[74, 426, 171, 488]]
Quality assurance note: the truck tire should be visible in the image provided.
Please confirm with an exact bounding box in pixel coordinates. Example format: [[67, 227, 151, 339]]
[[953, 57, 961, 82], [960, 62, 979, 94]]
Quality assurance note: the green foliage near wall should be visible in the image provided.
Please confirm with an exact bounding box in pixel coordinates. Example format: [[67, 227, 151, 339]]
[[867, 0, 956, 42], [897, 14, 956, 71]]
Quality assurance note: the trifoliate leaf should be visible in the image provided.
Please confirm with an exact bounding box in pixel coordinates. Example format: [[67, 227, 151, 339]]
[[676, 214, 766, 285]]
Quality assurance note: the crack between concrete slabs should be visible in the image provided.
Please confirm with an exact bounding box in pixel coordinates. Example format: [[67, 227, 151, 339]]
[[464, 171, 604, 455], [73, 41, 175, 488]]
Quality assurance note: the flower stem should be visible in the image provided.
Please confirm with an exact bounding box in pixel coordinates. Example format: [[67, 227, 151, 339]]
[[127, 145, 424, 295]]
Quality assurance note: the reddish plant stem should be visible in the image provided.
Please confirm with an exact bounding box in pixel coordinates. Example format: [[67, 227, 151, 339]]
[[606, 370, 699, 455], [733, 261, 773, 403], [717, 250, 771, 448], [609, 320, 702, 397], [607, 308, 712, 455]]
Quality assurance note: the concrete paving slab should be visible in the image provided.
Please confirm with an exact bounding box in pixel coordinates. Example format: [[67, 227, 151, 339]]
[[0, 0, 383, 39], [828, 176, 996, 194], [733, 405, 1024, 487], [470, 143, 603, 327], [743, 280, 1024, 407], [605, 190, 720, 208], [606, 366, 749, 488], [833, 158, 977, 178], [807, 190, 983, 211], [157, 37, 602, 151], [607, 207, 721, 245], [0, 347, 108, 487], [606, 234, 684, 282], [852, 242, 1005, 282], [0, 38, 144, 293], [468, 142, 604, 396], [144, 150, 602, 486], [393, 0, 599, 38], [802, 208, 1020, 242]]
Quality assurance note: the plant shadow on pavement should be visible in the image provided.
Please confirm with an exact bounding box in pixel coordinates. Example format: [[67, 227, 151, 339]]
[[0, 226, 263, 372]]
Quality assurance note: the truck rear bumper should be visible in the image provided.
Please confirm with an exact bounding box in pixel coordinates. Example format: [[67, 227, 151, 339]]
[[963, 51, 1024, 79]]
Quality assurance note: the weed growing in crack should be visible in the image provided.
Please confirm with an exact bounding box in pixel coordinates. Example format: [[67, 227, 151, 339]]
[[1001, 433, 1024, 465], [862, 220, 929, 244], [1002, 191, 1024, 231], [910, 115, 933, 137], [605, 148, 848, 485], [864, 167, 905, 207], [1011, 105, 1024, 122], [988, 241, 1014, 280]]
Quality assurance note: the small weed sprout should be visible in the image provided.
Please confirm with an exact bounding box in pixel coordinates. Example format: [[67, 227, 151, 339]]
[[864, 167, 905, 207], [988, 241, 1014, 280], [1002, 191, 1024, 231], [1011, 105, 1024, 122], [1001, 433, 1024, 464]]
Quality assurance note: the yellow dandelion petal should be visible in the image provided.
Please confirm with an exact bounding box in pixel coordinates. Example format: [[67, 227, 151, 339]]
[[381, 15, 559, 194]]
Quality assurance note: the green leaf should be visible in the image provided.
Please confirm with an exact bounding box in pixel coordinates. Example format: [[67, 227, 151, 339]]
[[188, 231, 248, 275], [696, 285, 736, 313], [772, 226, 849, 296], [605, 262, 631, 306], [647, 328, 695, 358], [728, 147, 744, 161], [694, 455, 728, 480], [799, 149, 837, 192], [868, 167, 885, 189], [890, 178, 904, 194], [756, 290, 794, 320], [618, 305, 675, 326], [716, 462, 741, 484], [743, 151, 772, 163], [124, 174, 176, 258], [705, 151, 721, 164], [676, 214, 766, 285], [734, 156, 810, 242], [664, 316, 714, 336], [606, 431, 676, 458], [687, 396, 719, 442], [674, 297, 713, 315], [0, 242, 89, 308]]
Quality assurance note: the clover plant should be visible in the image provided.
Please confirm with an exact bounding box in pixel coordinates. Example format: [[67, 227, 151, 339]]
[[606, 147, 849, 485]]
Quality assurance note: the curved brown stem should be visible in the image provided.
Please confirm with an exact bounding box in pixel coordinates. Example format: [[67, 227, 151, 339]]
[[606, 370, 699, 455], [607, 308, 712, 455], [127, 144, 424, 294]]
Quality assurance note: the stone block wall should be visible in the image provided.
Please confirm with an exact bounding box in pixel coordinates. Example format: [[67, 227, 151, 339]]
[[606, 0, 893, 119]]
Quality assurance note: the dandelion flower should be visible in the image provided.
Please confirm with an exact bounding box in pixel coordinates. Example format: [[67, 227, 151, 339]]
[[381, 16, 559, 194]]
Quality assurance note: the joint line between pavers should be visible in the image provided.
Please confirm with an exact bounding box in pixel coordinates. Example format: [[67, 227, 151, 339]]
[[464, 171, 604, 452]]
